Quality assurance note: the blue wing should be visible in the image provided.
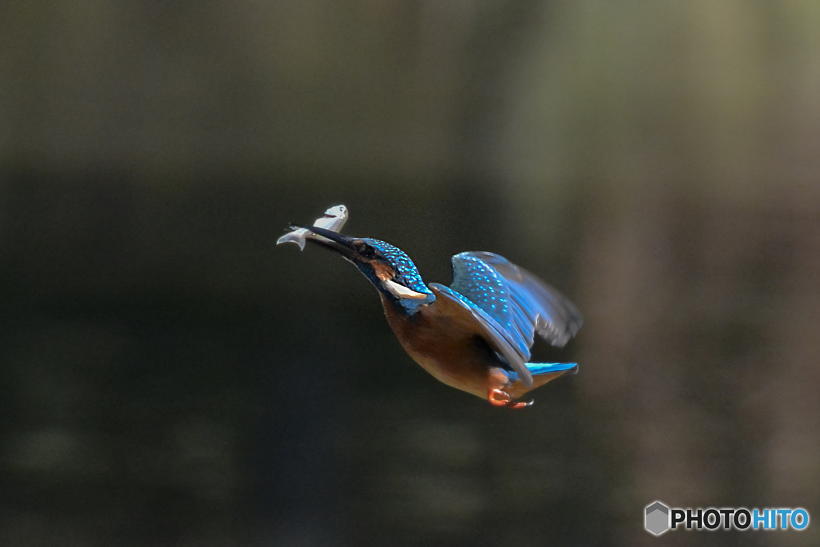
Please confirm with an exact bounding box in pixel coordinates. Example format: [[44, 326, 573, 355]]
[[446, 251, 583, 379], [450, 252, 582, 348], [428, 283, 537, 386]]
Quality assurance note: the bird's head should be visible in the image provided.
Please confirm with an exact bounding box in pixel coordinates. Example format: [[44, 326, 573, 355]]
[[292, 225, 435, 313]]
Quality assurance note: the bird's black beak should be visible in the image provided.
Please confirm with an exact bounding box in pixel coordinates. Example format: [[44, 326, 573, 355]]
[[290, 224, 359, 259]]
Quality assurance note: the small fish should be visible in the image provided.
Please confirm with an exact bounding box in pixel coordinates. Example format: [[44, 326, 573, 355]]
[[277, 204, 349, 250]]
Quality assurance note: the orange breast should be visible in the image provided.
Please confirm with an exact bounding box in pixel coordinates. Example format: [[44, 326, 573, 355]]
[[379, 293, 497, 399]]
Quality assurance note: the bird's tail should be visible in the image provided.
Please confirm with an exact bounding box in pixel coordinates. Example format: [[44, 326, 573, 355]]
[[525, 362, 578, 376]]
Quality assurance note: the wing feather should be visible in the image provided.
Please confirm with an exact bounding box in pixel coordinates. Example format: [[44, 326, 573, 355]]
[[428, 283, 534, 387], [430, 252, 582, 388], [449, 251, 582, 351]]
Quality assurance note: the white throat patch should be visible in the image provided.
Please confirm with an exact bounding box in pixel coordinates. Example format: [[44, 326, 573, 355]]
[[382, 279, 428, 300]]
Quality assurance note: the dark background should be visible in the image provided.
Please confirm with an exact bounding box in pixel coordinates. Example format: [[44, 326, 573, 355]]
[[2, 2, 819, 546]]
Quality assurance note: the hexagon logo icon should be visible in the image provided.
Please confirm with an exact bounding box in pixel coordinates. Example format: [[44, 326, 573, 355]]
[[644, 500, 671, 536]]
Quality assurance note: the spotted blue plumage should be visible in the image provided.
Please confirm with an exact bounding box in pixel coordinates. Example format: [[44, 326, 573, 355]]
[[363, 238, 434, 299], [428, 282, 533, 383], [435, 251, 583, 385], [449, 252, 582, 350], [450, 253, 528, 356]]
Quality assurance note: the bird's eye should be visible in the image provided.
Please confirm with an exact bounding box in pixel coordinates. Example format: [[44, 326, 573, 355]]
[[353, 240, 376, 258]]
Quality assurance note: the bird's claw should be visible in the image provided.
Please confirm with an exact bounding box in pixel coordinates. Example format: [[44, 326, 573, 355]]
[[487, 388, 534, 409]]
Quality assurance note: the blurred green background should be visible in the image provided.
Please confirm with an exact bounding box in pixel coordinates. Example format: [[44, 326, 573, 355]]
[[2, 2, 819, 546]]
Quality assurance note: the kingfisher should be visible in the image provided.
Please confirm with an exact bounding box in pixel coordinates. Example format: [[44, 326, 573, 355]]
[[279, 216, 582, 409]]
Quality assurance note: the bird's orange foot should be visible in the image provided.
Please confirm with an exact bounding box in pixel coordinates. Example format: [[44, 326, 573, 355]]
[[487, 388, 534, 409]]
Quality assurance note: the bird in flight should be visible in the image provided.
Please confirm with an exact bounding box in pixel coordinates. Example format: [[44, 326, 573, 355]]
[[278, 206, 582, 409]]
